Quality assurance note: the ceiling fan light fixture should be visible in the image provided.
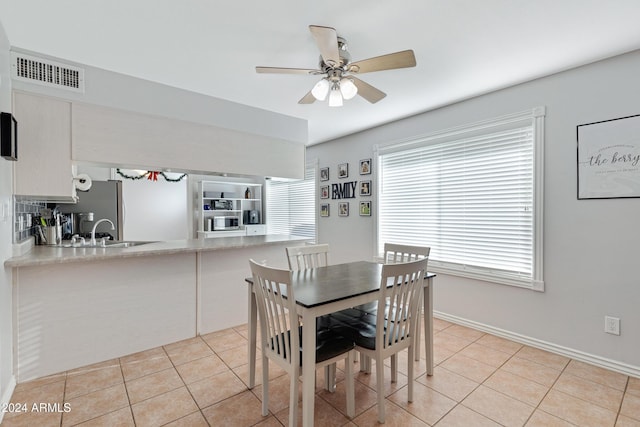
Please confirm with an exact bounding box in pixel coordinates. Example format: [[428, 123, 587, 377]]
[[311, 78, 330, 101], [328, 84, 343, 107], [339, 78, 358, 100]]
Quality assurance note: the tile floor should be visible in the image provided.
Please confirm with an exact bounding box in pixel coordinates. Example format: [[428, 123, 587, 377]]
[[2, 318, 640, 426]]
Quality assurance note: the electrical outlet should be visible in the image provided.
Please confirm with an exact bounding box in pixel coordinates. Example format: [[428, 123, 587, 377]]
[[604, 316, 620, 335]]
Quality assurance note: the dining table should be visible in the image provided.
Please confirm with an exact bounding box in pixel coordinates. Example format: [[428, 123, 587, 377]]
[[245, 260, 436, 427]]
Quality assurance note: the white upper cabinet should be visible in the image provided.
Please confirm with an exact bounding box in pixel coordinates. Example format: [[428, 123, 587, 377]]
[[12, 92, 77, 201]]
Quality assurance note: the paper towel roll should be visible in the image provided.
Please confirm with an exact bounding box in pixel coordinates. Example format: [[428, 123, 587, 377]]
[[74, 174, 93, 192]]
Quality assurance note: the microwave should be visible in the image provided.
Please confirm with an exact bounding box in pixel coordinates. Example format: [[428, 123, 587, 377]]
[[213, 216, 239, 230]]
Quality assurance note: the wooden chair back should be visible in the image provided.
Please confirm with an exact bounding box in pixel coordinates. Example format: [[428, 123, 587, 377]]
[[383, 243, 430, 264], [286, 243, 329, 270]]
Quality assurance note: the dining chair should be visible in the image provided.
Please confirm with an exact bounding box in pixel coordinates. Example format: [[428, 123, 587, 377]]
[[249, 259, 355, 424], [334, 258, 428, 423], [357, 243, 431, 372], [285, 243, 338, 391], [286, 243, 329, 270]]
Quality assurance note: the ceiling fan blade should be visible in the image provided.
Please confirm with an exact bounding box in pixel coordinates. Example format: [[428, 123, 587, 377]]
[[348, 50, 416, 74], [350, 77, 386, 104], [309, 25, 340, 67], [256, 66, 320, 75], [298, 91, 316, 104]]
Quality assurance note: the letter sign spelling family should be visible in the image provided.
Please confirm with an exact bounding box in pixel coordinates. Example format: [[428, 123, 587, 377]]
[[331, 181, 357, 199]]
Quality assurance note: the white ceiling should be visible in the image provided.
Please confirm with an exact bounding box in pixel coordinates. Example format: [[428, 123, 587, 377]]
[[1, 1, 640, 144]]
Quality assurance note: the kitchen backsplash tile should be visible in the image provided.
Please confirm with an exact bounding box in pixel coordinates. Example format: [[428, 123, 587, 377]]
[[13, 197, 46, 243]]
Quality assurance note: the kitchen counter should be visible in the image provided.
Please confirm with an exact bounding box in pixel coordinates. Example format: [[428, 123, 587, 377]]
[[8, 234, 310, 382], [5, 234, 310, 268]]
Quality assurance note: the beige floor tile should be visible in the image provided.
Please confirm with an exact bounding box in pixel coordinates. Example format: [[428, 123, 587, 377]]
[[515, 346, 570, 371], [12, 372, 66, 394], [120, 353, 173, 382], [67, 359, 119, 375], [202, 390, 270, 426], [0, 410, 62, 427], [564, 360, 628, 391], [457, 342, 513, 368], [125, 367, 184, 404], [276, 394, 353, 427], [616, 414, 640, 426], [433, 345, 457, 365], [417, 366, 479, 402], [131, 387, 198, 427], [433, 317, 454, 331], [163, 411, 210, 426], [434, 331, 474, 353], [429, 404, 500, 427], [62, 383, 129, 426], [162, 336, 203, 353], [65, 364, 123, 399], [387, 350, 428, 379], [554, 371, 624, 412], [484, 369, 549, 406], [202, 328, 248, 352], [75, 407, 135, 426], [525, 409, 575, 426], [387, 381, 456, 425], [318, 378, 378, 417], [354, 362, 408, 398], [252, 374, 301, 415], [7, 380, 65, 419], [439, 354, 497, 383], [627, 377, 640, 397], [463, 385, 535, 426], [539, 389, 617, 427], [476, 334, 524, 355], [445, 324, 485, 341], [254, 415, 287, 426], [217, 343, 259, 369], [233, 358, 288, 388], [187, 369, 247, 409], [119, 346, 166, 365], [501, 357, 562, 387], [165, 340, 214, 366], [621, 393, 640, 421], [175, 354, 229, 384], [351, 399, 429, 426]]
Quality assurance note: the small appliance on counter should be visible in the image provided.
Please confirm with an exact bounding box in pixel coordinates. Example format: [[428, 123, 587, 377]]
[[243, 210, 260, 224], [213, 216, 239, 230]]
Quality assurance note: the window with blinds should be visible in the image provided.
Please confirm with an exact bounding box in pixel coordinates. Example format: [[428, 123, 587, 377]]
[[377, 108, 545, 289], [266, 166, 316, 240]]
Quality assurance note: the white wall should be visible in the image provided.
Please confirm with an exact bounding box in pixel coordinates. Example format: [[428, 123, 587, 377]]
[[0, 21, 15, 414], [307, 49, 640, 374]]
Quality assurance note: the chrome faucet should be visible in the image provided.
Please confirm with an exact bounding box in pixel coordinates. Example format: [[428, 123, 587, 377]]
[[91, 219, 115, 246]]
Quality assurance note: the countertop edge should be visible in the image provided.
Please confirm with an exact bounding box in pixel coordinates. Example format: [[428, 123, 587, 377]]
[[5, 235, 312, 268]]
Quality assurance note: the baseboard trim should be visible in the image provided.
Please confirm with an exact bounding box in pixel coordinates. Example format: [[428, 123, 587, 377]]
[[434, 311, 640, 378], [0, 375, 17, 424]]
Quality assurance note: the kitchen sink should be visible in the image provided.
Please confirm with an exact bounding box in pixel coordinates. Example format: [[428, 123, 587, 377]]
[[60, 240, 157, 248]]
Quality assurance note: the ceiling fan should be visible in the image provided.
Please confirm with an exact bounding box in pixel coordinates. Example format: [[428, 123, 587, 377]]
[[256, 25, 417, 107]]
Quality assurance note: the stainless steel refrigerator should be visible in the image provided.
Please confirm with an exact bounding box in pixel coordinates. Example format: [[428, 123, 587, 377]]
[[61, 180, 124, 239]]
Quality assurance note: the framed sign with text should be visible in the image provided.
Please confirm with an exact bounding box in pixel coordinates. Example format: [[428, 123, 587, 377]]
[[577, 114, 640, 199]]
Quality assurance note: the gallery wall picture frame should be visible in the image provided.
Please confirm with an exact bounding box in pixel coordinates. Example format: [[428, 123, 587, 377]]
[[320, 167, 329, 181], [338, 163, 349, 178], [320, 203, 330, 217], [577, 114, 640, 199], [360, 158, 371, 175], [360, 180, 371, 196], [359, 201, 371, 216], [320, 185, 329, 199], [338, 202, 349, 217]]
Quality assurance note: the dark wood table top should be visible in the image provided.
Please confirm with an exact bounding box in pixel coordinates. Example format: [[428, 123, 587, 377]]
[[246, 260, 435, 309]]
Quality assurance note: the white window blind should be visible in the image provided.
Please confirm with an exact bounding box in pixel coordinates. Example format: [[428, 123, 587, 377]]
[[266, 166, 316, 240], [378, 109, 544, 289]]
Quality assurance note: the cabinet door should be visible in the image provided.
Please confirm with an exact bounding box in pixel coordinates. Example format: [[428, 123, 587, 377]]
[[13, 92, 75, 200]]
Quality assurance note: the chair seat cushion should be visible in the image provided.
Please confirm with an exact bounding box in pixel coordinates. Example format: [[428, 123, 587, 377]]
[[270, 325, 354, 365], [330, 309, 409, 350]]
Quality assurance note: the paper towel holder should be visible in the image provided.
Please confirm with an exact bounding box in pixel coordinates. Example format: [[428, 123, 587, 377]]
[[73, 174, 93, 192]]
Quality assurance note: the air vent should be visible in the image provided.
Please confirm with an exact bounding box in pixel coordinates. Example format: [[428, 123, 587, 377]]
[[10, 52, 85, 93]]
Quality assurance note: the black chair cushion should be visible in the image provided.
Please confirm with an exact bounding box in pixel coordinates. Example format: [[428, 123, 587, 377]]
[[330, 309, 409, 350], [269, 324, 355, 365]]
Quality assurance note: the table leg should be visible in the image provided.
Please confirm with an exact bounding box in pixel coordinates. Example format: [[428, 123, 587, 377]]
[[302, 311, 316, 427], [248, 285, 257, 389], [424, 278, 434, 376], [415, 287, 422, 362]]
